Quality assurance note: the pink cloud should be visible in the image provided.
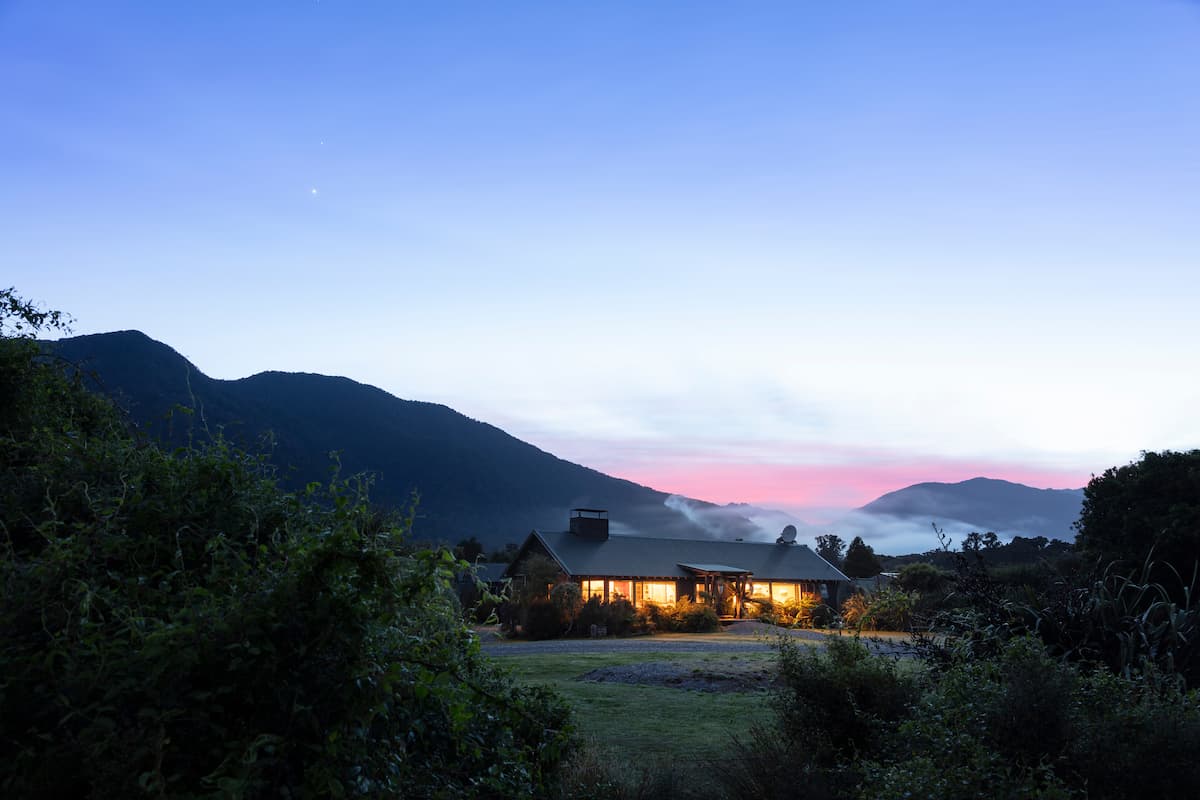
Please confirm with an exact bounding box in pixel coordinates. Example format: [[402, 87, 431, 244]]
[[528, 434, 1094, 512], [612, 460, 1089, 510]]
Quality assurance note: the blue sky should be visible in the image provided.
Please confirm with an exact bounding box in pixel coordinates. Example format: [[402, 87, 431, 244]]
[[4, 0, 1199, 520]]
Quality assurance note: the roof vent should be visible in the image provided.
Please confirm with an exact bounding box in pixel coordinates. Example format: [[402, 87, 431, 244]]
[[570, 508, 609, 541]]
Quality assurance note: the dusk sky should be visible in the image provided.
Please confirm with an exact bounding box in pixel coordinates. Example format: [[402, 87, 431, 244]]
[[4, 1, 1198, 522]]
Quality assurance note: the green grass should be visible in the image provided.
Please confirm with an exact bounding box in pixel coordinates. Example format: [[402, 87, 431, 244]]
[[491, 650, 782, 766]]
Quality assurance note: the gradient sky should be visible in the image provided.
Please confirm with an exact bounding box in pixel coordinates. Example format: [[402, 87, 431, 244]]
[[4, 1, 1199, 521]]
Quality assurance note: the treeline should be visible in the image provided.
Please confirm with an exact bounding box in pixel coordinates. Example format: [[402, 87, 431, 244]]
[[880, 532, 1076, 572]]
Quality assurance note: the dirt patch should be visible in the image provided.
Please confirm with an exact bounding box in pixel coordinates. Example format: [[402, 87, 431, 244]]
[[577, 661, 777, 693]]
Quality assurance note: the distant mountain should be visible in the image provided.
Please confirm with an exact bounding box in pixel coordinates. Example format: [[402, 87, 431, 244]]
[[858, 477, 1085, 542], [49, 331, 766, 548]]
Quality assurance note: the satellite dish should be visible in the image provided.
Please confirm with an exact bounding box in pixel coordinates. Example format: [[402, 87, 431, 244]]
[[777, 524, 798, 544]]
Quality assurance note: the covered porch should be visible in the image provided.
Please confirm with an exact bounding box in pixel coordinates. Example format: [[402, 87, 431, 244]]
[[679, 563, 753, 618]]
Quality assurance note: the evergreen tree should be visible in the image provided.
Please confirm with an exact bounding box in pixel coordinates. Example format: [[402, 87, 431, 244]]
[[814, 533, 846, 568], [842, 536, 883, 578]]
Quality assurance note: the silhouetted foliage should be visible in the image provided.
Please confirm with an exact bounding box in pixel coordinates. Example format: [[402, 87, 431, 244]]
[[895, 562, 948, 593], [773, 637, 918, 767], [814, 533, 846, 568], [1, 292, 573, 798], [454, 535, 485, 562], [525, 598, 565, 640], [841, 536, 882, 578], [1075, 449, 1200, 587]]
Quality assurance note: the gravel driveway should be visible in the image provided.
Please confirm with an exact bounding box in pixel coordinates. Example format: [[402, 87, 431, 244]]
[[480, 621, 912, 657]]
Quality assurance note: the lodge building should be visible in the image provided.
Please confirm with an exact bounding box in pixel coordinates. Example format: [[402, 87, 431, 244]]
[[504, 509, 850, 617]]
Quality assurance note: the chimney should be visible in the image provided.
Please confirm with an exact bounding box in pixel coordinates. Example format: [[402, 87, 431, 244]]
[[570, 508, 609, 540]]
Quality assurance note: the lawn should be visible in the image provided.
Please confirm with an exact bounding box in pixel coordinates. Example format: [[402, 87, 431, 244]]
[[490, 649, 785, 767]]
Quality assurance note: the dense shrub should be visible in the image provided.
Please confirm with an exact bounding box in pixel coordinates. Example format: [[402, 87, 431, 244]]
[[570, 596, 639, 637], [1019, 559, 1200, 688], [575, 596, 607, 634], [989, 561, 1056, 591], [895, 562, 948, 593], [603, 598, 636, 636], [731, 629, 1200, 800], [0, 292, 574, 798], [666, 597, 720, 632], [633, 597, 720, 634], [550, 581, 583, 631], [873, 637, 1200, 800], [859, 587, 918, 631], [526, 597, 565, 640], [756, 592, 837, 629], [921, 542, 1200, 688], [808, 602, 838, 628], [772, 637, 918, 767]]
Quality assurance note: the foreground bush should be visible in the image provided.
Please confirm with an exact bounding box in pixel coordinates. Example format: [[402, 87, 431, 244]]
[[866, 637, 1200, 800], [726, 633, 1200, 800], [0, 294, 573, 798], [774, 637, 918, 766]]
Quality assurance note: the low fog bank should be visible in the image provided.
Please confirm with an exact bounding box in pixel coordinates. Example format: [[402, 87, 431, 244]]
[[653, 496, 1073, 558], [661, 494, 816, 543], [832, 512, 986, 557]]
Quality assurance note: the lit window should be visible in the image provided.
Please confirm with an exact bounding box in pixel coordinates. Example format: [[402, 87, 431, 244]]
[[638, 581, 676, 605], [771, 583, 799, 604], [580, 580, 604, 600], [610, 580, 632, 601], [749, 581, 770, 599]]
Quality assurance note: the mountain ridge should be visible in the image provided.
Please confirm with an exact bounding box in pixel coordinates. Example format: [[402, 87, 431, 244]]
[[48, 330, 765, 547], [47, 330, 1087, 550], [856, 476, 1084, 542]]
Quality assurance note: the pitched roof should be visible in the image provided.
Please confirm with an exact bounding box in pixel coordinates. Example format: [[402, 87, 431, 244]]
[[512, 530, 850, 583], [473, 563, 511, 584]]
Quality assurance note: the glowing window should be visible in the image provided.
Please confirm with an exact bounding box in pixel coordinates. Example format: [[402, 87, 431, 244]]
[[638, 581, 676, 606], [771, 583, 799, 604], [610, 580, 632, 601], [749, 581, 771, 599], [580, 580, 604, 600]]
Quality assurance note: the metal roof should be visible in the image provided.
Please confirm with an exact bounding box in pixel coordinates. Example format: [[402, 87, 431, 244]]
[[512, 530, 850, 583], [678, 563, 753, 574], [473, 563, 510, 584]]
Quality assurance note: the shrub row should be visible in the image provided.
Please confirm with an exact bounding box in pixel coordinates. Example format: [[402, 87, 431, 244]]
[[513, 593, 719, 640]]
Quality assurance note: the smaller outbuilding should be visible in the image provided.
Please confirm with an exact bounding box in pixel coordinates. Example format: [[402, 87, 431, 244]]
[[504, 509, 851, 616]]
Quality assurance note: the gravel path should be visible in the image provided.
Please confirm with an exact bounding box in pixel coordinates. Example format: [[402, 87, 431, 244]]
[[480, 621, 913, 657]]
